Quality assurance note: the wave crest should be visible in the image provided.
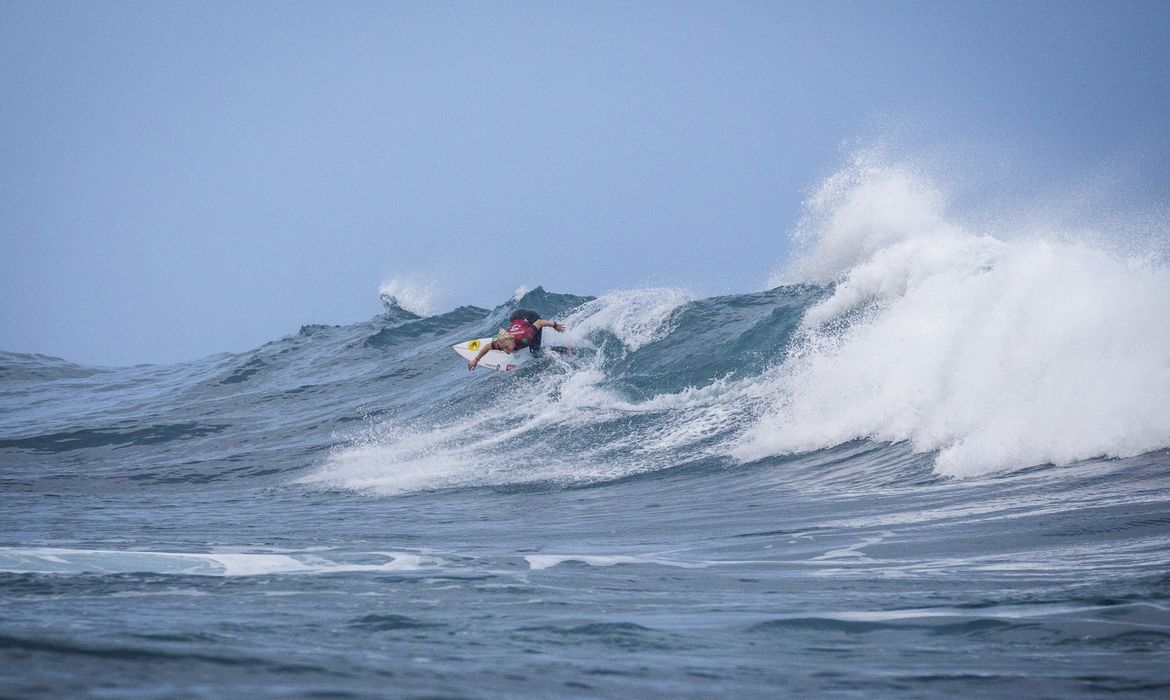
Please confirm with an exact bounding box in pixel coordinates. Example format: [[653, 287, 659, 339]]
[[378, 277, 437, 317], [739, 160, 1170, 477]]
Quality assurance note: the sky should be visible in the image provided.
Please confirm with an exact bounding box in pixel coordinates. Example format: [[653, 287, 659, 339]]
[[2, 0, 1169, 366]]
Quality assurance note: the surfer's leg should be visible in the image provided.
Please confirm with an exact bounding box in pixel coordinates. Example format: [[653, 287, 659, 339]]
[[510, 309, 540, 324]]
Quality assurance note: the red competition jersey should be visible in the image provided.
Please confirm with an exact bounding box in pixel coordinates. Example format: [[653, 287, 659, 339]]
[[492, 319, 537, 351], [507, 319, 537, 347]]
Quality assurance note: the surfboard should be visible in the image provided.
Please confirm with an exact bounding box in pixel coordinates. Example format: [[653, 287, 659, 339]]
[[452, 337, 525, 372]]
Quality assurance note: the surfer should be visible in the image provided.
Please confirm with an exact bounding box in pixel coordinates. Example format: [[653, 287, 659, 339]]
[[467, 308, 566, 370]]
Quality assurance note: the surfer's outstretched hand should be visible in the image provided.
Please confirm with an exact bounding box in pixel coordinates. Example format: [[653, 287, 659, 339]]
[[468, 358, 478, 371]]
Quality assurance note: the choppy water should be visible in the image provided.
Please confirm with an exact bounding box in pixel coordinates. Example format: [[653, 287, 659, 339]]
[[3, 163, 1170, 697]]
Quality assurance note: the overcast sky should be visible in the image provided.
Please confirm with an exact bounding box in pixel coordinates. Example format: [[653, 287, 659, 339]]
[[3, 0, 1169, 365]]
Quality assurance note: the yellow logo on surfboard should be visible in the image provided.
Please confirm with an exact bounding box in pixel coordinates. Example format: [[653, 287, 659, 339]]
[[468, 340, 480, 351]]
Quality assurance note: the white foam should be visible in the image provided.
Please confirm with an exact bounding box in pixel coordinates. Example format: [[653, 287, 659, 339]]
[[561, 287, 691, 351], [756, 603, 1144, 623], [0, 547, 434, 577], [302, 361, 647, 495], [297, 419, 505, 495], [739, 159, 1170, 477]]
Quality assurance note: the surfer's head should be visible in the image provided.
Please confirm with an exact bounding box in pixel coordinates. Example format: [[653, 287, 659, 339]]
[[495, 330, 516, 353]]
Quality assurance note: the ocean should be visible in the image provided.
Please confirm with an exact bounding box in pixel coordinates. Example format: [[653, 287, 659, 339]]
[[3, 163, 1170, 697]]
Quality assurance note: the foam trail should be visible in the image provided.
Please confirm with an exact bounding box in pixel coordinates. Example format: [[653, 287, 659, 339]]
[[302, 365, 656, 495], [0, 547, 434, 577], [300, 288, 740, 495], [739, 160, 1170, 477], [298, 418, 507, 495]]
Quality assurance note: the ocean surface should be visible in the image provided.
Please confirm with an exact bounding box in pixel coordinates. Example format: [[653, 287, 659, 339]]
[[4, 164, 1170, 697]]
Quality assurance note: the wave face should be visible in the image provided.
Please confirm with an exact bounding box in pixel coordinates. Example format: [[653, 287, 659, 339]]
[[3, 163, 1170, 696]]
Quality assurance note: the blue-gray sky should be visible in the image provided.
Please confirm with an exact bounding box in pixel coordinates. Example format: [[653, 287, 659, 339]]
[[3, 1, 1169, 365]]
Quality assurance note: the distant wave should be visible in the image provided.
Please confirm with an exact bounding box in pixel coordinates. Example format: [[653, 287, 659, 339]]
[[378, 276, 438, 317]]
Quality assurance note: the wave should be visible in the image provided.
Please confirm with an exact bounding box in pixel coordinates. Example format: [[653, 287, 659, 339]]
[[739, 158, 1170, 476], [304, 161, 1169, 492], [4, 159, 1168, 494]]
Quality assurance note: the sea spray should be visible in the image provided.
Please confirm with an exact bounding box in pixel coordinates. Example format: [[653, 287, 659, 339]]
[[559, 287, 692, 351], [738, 161, 1170, 476]]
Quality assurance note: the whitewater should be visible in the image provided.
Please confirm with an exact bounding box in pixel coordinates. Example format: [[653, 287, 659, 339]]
[[3, 161, 1170, 697]]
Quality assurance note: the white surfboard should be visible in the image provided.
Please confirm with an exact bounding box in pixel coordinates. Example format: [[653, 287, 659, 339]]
[[452, 337, 525, 372]]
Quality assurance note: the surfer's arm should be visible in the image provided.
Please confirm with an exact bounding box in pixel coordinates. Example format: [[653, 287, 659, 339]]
[[468, 343, 494, 370], [534, 320, 565, 332]]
